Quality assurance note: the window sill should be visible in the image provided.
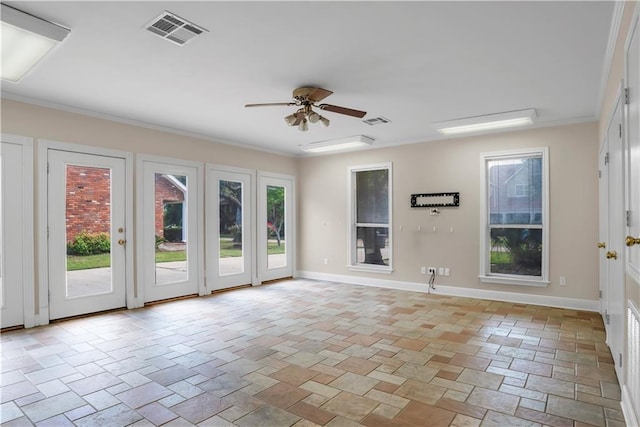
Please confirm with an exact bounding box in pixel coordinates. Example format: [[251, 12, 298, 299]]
[[479, 275, 549, 287], [348, 265, 393, 275]]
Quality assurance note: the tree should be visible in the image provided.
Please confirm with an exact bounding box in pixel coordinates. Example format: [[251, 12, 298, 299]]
[[267, 185, 285, 246]]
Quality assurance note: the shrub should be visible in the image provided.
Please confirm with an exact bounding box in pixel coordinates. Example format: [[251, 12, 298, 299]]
[[67, 231, 111, 256]]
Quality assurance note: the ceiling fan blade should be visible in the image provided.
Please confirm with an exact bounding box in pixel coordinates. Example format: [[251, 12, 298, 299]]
[[319, 104, 367, 118], [308, 88, 333, 102], [245, 102, 296, 108]]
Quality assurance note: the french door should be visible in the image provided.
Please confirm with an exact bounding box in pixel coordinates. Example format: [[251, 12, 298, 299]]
[[257, 173, 294, 283], [206, 166, 254, 291], [0, 137, 33, 328], [138, 157, 203, 302], [48, 150, 127, 320]]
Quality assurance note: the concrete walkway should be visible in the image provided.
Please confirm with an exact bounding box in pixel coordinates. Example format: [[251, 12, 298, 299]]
[[66, 254, 287, 297]]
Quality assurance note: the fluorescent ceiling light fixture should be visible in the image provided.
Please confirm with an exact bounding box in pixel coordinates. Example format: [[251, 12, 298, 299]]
[[434, 109, 536, 135], [300, 135, 374, 153], [1, 4, 70, 82]]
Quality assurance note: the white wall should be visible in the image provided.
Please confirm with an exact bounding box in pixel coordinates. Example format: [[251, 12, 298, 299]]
[[297, 122, 600, 308]]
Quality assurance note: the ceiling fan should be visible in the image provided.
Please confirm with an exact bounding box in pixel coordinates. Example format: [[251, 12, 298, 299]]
[[245, 87, 367, 131]]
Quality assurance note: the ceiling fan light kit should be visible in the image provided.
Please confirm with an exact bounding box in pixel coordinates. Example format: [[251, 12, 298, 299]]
[[246, 86, 366, 132], [434, 108, 536, 135]]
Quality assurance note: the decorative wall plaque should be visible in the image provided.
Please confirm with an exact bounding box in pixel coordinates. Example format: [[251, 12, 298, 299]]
[[410, 192, 459, 208]]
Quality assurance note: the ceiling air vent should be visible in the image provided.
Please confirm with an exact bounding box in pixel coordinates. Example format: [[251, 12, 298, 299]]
[[363, 117, 391, 126], [145, 11, 207, 46]]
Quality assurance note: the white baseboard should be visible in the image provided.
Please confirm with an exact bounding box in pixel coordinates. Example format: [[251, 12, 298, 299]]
[[296, 270, 600, 312], [621, 385, 639, 427]]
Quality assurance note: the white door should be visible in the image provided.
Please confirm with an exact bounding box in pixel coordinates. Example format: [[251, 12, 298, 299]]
[[605, 94, 625, 380], [48, 150, 127, 320], [139, 158, 203, 302], [625, 11, 640, 283], [258, 173, 294, 283], [206, 167, 254, 291], [0, 139, 32, 328], [599, 139, 609, 320]]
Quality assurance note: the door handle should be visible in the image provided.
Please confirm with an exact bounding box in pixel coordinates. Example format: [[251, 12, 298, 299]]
[[597, 242, 606, 249], [626, 236, 640, 247], [606, 251, 617, 260], [118, 239, 127, 246]]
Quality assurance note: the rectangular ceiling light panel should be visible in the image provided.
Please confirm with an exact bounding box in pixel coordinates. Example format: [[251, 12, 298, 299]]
[[145, 11, 207, 45], [300, 135, 375, 153], [434, 109, 537, 135], [1, 4, 70, 83]]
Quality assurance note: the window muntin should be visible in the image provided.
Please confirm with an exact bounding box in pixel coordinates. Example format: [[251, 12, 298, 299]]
[[349, 164, 392, 272], [481, 149, 548, 285]]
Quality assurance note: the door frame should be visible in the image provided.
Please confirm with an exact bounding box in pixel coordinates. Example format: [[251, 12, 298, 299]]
[[136, 154, 205, 303], [38, 140, 135, 324], [206, 164, 257, 290], [257, 171, 296, 284], [1, 133, 35, 328]]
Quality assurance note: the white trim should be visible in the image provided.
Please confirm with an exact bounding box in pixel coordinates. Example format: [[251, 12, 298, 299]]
[[297, 270, 599, 312], [479, 275, 549, 287], [347, 162, 393, 272], [596, 1, 626, 117], [37, 139, 135, 321], [479, 147, 549, 286], [1, 133, 36, 328], [621, 384, 639, 427]]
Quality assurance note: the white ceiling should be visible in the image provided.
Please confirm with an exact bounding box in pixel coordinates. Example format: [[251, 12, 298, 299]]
[[2, 1, 614, 156]]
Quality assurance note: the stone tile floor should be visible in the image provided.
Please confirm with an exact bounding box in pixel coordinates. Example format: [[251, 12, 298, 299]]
[[0, 279, 626, 426]]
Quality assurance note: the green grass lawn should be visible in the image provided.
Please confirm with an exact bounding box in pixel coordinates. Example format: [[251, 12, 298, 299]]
[[67, 239, 287, 270], [491, 251, 512, 264]]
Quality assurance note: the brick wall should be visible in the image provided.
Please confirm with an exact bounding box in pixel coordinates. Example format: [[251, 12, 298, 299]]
[[66, 166, 111, 243], [154, 174, 185, 237], [65, 168, 184, 243]]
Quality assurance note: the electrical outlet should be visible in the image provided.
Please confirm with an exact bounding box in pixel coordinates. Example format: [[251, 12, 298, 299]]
[[438, 267, 444, 276], [559, 276, 566, 286], [444, 268, 450, 276], [324, 258, 328, 265], [421, 266, 426, 274], [428, 267, 436, 274]]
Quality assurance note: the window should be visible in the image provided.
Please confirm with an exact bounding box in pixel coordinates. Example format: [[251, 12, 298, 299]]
[[348, 163, 392, 273], [480, 148, 549, 286]]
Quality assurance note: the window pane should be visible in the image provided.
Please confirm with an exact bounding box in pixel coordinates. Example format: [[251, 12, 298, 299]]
[[219, 179, 244, 276], [356, 169, 389, 224], [155, 174, 188, 284], [267, 185, 286, 269], [490, 227, 542, 276], [356, 226, 390, 266], [65, 165, 113, 297], [488, 155, 542, 225]]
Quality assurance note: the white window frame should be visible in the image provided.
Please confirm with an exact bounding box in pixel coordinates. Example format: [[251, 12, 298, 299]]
[[347, 163, 393, 274], [479, 148, 549, 287]]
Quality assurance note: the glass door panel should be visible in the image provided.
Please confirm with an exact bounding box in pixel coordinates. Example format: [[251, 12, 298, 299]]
[[266, 185, 287, 269], [154, 173, 188, 285], [65, 165, 113, 298], [219, 179, 244, 276]]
